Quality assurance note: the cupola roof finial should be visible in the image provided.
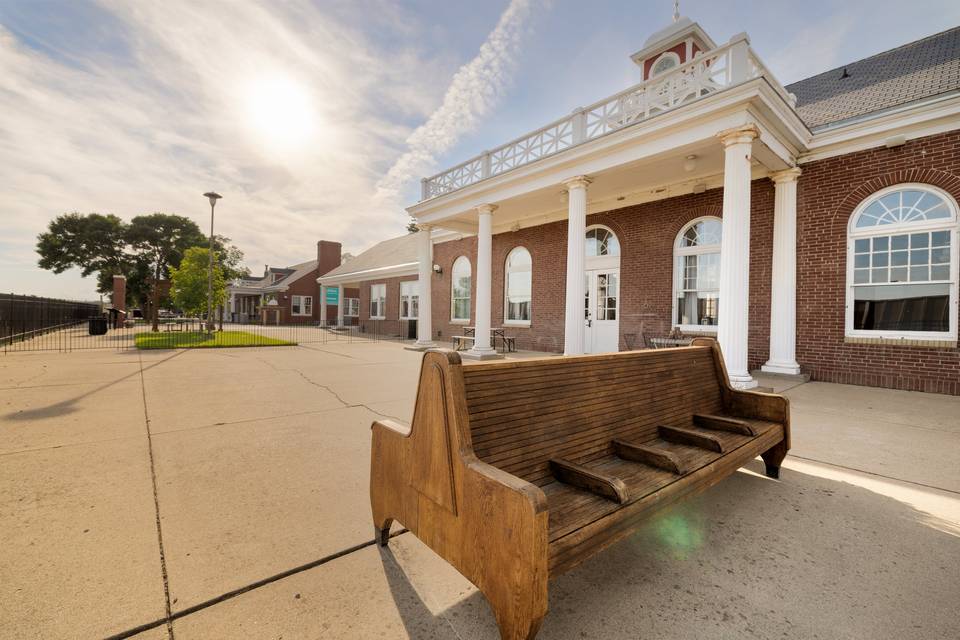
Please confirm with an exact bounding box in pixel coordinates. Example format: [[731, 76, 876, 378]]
[[673, 0, 680, 22]]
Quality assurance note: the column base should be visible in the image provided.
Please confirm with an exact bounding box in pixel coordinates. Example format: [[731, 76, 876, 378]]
[[728, 373, 758, 390], [461, 347, 503, 361], [405, 341, 437, 352], [761, 360, 802, 376]]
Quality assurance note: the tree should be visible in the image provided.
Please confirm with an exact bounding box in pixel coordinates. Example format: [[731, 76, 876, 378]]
[[37, 212, 128, 287], [407, 217, 419, 233], [37, 212, 245, 330], [124, 213, 207, 331], [169, 247, 226, 320]]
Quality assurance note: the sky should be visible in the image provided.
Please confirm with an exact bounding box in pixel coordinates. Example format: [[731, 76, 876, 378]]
[[1, 0, 958, 300]]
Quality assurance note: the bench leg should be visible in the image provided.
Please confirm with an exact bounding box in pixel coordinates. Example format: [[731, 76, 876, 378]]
[[373, 516, 393, 547], [761, 441, 788, 479], [491, 597, 546, 640]]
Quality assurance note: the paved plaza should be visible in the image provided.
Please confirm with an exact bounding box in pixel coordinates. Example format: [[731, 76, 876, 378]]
[[1, 342, 958, 639]]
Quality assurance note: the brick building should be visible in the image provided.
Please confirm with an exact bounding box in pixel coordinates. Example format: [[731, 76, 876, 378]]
[[346, 20, 960, 394], [227, 240, 342, 324]]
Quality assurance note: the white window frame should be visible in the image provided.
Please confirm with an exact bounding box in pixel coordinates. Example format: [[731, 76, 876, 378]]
[[672, 216, 722, 334], [845, 183, 958, 341], [344, 298, 360, 318], [291, 295, 312, 316], [399, 280, 419, 320], [650, 51, 681, 77], [503, 246, 532, 326], [369, 283, 386, 320], [451, 256, 472, 324], [585, 224, 621, 271]]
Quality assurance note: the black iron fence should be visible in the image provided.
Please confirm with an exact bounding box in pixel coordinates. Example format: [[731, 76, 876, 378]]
[[0, 293, 102, 350], [1, 313, 419, 353]]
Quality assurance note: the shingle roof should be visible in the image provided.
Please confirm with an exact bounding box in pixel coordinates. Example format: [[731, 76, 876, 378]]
[[320, 233, 418, 280], [235, 259, 317, 291], [787, 26, 960, 129]]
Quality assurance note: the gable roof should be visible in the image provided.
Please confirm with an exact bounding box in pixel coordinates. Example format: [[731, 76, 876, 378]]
[[319, 233, 418, 283], [787, 26, 960, 129], [233, 259, 318, 292]]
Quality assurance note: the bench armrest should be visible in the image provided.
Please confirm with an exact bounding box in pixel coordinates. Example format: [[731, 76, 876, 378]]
[[727, 389, 791, 448], [371, 418, 411, 438], [464, 457, 549, 516]]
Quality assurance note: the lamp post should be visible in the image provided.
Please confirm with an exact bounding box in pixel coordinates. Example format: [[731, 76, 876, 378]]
[[203, 191, 222, 334]]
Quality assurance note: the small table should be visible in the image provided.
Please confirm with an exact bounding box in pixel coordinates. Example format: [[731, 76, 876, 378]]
[[463, 327, 516, 353]]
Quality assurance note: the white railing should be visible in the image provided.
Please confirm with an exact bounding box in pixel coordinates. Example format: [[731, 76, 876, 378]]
[[421, 35, 785, 200]]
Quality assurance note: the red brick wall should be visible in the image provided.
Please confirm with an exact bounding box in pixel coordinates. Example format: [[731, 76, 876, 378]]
[[795, 131, 960, 394], [426, 129, 959, 394], [431, 182, 775, 358], [356, 275, 419, 338], [278, 266, 321, 324]]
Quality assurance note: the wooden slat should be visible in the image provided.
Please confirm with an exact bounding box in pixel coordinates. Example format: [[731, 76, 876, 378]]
[[549, 459, 629, 504], [612, 439, 685, 474], [657, 425, 724, 453], [693, 413, 757, 436]]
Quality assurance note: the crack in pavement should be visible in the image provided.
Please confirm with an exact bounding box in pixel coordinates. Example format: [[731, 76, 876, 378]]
[[136, 351, 175, 640], [102, 530, 409, 640], [252, 355, 408, 424]]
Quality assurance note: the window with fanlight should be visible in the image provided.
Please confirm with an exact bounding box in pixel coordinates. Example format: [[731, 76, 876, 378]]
[[847, 184, 957, 339], [674, 217, 721, 330], [451, 256, 472, 322], [586, 226, 621, 257], [504, 247, 532, 324]]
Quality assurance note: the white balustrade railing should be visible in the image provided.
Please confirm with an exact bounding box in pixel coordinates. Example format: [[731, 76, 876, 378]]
[[421, 35, 786, 200]]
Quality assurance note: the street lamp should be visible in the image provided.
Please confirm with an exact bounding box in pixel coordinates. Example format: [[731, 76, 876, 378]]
[[203, 191, 222, 333]]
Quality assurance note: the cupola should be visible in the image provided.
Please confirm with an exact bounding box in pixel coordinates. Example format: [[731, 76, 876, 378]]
[[630, 15, 717, 81]]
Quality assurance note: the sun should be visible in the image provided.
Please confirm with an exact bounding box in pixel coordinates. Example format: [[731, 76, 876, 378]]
[[244, 74, 317, 151]]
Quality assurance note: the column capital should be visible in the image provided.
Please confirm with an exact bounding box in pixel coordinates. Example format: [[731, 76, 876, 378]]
[[476, 203, 498, 216], [716, 124, 760, 147], [562, 175, 592, 190], [416, 222, 434, 232], [770, 166, 802, 184]]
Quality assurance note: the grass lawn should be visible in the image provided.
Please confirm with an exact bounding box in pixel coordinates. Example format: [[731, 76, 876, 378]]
[[135, 330, 296, 350]]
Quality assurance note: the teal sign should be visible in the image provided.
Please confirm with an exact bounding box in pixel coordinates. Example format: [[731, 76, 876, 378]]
[[325, 287, 339, 305]]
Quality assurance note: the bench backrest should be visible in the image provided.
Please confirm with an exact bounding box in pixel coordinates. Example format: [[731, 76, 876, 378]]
[[462, 345, 725, 486]]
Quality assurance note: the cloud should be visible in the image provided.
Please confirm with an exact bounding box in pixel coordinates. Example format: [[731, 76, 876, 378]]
[[376, 0, 541, 203], [0, 0, 455, 298], [765, 14, 855, 85]]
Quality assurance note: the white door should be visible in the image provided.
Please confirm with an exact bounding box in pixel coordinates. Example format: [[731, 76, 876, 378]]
[[584, 269, 620, 353]]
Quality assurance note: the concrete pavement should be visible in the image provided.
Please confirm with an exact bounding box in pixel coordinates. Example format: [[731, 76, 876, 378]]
[[0, 342, 957, 639]]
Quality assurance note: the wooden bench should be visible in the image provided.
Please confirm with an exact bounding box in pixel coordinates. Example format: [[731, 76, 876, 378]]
[[370, 337, 790, 639]]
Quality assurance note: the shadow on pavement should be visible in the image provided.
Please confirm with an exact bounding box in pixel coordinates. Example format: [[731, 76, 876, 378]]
[[380, 459, 960, 639]]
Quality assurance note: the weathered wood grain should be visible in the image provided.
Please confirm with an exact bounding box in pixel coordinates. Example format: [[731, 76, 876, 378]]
[[369, 338, 791, 639]]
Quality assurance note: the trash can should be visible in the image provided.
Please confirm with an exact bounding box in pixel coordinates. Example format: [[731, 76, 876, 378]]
[[88, 315, 108, 336]]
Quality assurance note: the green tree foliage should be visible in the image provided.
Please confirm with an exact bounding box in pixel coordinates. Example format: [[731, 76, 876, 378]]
[[37, 212, 128, 280], [169, 247, 227, 318], [37, 212, 247, 330]]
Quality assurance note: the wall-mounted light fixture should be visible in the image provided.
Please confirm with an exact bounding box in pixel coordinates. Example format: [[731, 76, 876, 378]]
[[683, 154, 698, 172], [433, 264, 443, 275]]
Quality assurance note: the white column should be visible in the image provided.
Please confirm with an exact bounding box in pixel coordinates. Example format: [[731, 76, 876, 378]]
[[319, 285, 327, 327], [415, 225, 435, 348], [229, 292, 236, 321], [465, 204, 498, 359], [563, 176, 591, 356], [763, 167, 802, 375], [337, 284, 344, 327], [716, 125, 759, 389]]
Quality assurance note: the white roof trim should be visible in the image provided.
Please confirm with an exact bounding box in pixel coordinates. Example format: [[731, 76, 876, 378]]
[[318, 261, 418, 286]]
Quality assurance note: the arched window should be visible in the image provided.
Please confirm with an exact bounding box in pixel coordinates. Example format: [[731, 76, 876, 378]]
[[651, 52, 680, 77], [504, 247, 532, 324], [586, 226, 620, 257], [674, 217, 722, 329], [451, 256, 472, 322], [847, 184, 957, 338]]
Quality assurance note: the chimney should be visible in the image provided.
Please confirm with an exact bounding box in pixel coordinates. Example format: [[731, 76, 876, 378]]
[[112, 275, 127, 313], [317, 240, 343, 275]]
